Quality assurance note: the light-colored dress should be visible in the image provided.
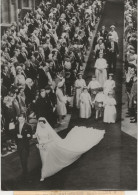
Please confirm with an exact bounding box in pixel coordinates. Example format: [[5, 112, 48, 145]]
[[95, 58, 108, 87], [103, 96, 117, 123], [103, 80, 115, 95], [79, 92, 92, 118], [56, 87, 67, 116], [94, 92, 105, 111], [88, 80, 101, 101], [35, 121, 105, 179], [75, 79, 86, 108], [15, 74, 26, 87]]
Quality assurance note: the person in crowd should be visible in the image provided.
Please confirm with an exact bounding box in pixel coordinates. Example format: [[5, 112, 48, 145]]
[[88, 75, 101, 101], [79, 86, 92, 119], [24, 78, 36, 107], [1, 65, 14, 91], [103, 91, 117, 123], [1, 77, 8, 99], [14, 66, 26, 88], [109, 25, 119, 43], [56, 81, 67, 124], [74, 73, 86, 109], [106, 36, 119, 72], [94, 52, 108, 87], [93, 88, 105, 120], [129, 70, 137, 122], [94, 38, 106, 59], [49, 84, 57, 127], [16, 87, 27, 116], [2, 90, 17, 138], [93, 31, 103, 50], [100, 25, 108, 43], [38, 62, 49, 90], [103, 73, 115, 95], [15, 114, 32, 181], [45, 85, 56, 127], [65, 71, 73, 97], [35, 89, 49, 120]]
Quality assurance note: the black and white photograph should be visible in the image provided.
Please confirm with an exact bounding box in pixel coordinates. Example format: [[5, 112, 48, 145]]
[[0, 0, 137, 191]]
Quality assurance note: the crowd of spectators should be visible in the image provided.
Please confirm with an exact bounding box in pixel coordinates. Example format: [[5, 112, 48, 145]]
[[124, 0, 137, 123], [1, 0, 105, 155]]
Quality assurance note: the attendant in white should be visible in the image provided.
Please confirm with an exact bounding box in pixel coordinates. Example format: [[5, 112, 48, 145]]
[[34, 117, 105, 181], [75, 73, 86, 108], [93, 88, 105, 120], [94, 53, 108, 87], [56, 81, 67, 124], [88, 75, 101, 101], [79, 86, 92, 119], [109, 25, 119, 43], [103, 91, 117, 123], [104, 73, 115, 95]]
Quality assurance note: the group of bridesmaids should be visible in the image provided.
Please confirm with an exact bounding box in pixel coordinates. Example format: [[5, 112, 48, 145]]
[[74, 63, 117, 123]]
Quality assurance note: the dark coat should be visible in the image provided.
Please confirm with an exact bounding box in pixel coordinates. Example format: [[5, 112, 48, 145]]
[[38, 68, 48, 89], [15, 122, 32, 153], [24, 86, 36, 106], [106, 41, 119, 55], [100, 30, 108, 40]]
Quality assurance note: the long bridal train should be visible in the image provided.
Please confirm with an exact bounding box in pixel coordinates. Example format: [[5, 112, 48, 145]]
[[34, 118, 105, 180]]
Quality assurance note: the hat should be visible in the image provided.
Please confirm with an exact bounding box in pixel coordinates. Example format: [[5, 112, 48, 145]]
[[16, 66, 22, 71], [26, 78, 32, 85], [110, 25, 115, 28], [108, 73, 114, 76], [77, 72, 83, 76]]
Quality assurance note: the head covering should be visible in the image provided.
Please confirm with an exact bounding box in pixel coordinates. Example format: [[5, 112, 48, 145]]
[[25, 78, 32, 85], [110, 25, 115, 28], [16, 66, 22, 71], [77, 72, 82, 76], [108, 73, 114, 76]]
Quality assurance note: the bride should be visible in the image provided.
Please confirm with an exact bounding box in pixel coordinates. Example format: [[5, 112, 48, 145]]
[[34, 117, 105, 181]]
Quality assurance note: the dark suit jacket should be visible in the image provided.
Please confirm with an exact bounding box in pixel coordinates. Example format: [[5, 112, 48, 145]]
[[100, 30, 108, 40], [15, 122, 32, 153], [106, 41, 119, 55], [24, 86, 36, 106]]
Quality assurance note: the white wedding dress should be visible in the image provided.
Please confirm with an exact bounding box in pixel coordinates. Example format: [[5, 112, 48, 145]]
[[35, 121, 105, 179]]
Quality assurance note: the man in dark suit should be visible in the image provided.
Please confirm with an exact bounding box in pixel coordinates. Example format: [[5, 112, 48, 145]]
[[106, 36, 119, 72], [15, 114, 32, 180], [100, 25, 108, 42]]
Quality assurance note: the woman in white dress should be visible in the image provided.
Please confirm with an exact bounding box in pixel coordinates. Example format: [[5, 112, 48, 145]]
[[56, 81, 67, 124], [103, 73, 115, 95], [75, 73, 86, 109], [34, 117, 105, 181], [103, 91, 117, 123], [79, 86, 92, 119], [94, 53, 108, 87]]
